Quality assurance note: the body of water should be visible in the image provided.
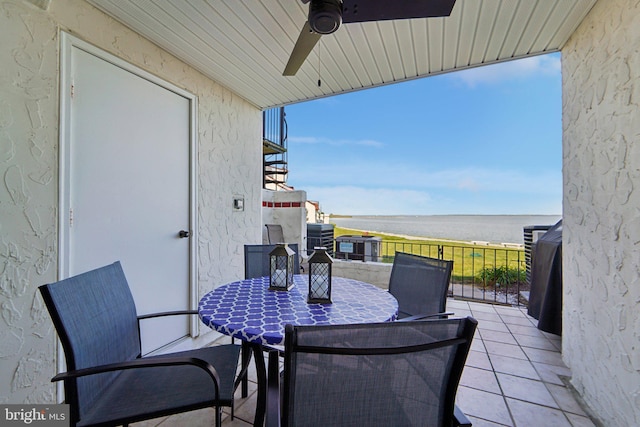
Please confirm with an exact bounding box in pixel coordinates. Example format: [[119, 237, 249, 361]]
[[330, 215, 562, 245]]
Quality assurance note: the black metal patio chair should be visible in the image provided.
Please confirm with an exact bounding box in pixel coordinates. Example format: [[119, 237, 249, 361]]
[[39, 261, 246, 427], [266, 316, 478, 427], [389, 251, 454, 319]]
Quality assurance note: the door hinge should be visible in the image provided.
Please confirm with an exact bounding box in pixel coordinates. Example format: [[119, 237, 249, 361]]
[[70, 83, 75, 99], [69, 208, 73, 227]]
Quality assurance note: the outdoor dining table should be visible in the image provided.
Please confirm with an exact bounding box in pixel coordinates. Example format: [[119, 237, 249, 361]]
[[198, 274, 399, 426]]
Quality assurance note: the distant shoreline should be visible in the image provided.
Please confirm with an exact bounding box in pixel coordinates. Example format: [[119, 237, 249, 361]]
[[333, 226, 524, 249], [329, 214, 561, 245], [329, 213, 561, 218]]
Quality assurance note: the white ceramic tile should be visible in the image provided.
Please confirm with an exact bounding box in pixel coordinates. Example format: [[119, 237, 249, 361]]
[[499, 314, 537, 327], [130, 416, 168, 427], [461, 366, 502, 394], [158, 408, 220, 427], [466, 349, 493, 370], [470, 303, 500, 314], [447, 299, 471, 309], [496, 373, 558, 408], [488, 354, 541, 380], [522, 346, 566, 367], [565, 412, 597, 427], [471, 337, 487, 353], [506, 324, 546, 338], [513, 333, 558, 351], [456, 386, 512, 426], [466, 415, 513, 427], [494, 305, 527, 316], [532, 361, 572, 386], [480, 329, 518, 345], [478, 319, 511, 333], [472, 311, 504, 323], [484, 340, 528, 360], [547, 383, 588, 416], [506, 398, 572, 427]]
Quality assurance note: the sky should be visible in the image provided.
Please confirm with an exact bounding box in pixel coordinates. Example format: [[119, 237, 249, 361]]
[[284, 53, 562, 216]]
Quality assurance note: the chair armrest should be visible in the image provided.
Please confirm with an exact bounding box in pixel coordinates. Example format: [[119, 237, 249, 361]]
[[262, 343, 285, 356], [454, 404, 472, 427], [137, 310, 198, 320], [52, 355, 221, 398], [398, 312, 454, 321], [266, 350, 281, 427]]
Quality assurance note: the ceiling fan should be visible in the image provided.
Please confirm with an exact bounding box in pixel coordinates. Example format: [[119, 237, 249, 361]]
[[283, 0, 457, 76]]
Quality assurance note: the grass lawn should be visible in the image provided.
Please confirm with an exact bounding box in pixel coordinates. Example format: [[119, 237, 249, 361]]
[[332, 226, 526, 285]]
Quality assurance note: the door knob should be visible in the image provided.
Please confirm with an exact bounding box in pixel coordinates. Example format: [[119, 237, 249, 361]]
[[178, 230, 191, 238]]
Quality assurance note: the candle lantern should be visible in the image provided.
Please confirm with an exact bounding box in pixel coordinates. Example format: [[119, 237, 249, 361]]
[[307, 247, 333, 303], [269, 243, 295, 291]]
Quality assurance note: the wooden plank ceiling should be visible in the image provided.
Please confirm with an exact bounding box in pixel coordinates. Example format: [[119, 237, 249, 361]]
[[87, 0, 597, 109]]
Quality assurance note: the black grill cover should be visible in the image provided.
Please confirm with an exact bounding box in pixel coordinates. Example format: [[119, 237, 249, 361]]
[[527, 220, 562, 335]]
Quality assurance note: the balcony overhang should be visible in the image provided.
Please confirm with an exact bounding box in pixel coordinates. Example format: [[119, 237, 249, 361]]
[[87, 0, 598, 110]]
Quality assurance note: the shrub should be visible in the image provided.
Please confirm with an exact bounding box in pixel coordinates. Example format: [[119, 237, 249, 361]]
[[477, 266, 525, 287]]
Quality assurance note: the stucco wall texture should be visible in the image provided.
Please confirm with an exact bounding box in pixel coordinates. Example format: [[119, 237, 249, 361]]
[[1, 0, 262, 403], [562, 0, 640, 425]]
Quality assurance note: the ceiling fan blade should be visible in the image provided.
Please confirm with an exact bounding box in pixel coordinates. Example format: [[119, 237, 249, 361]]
[[283, 21, 322, 76], [342, 0, 457, 23]]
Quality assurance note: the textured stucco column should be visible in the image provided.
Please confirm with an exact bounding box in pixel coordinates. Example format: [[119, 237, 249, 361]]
[[0, 0, 262, 403], [562, 0, 640, 425], [1, 0, 60, 404]]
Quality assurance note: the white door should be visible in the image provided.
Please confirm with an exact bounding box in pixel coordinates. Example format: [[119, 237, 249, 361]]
[[62, 37, 195, 354]]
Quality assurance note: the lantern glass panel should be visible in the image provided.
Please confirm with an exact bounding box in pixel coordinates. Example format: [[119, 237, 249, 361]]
[[307, 247, 332, 303], [309, 263, 330, 300], [269, 244, 295, 291], [286, 254, 294, 284]]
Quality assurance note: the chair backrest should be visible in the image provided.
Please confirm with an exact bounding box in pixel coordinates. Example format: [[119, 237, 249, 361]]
[[388, 252, 453, 318], [281, 317, 477, 427], [244, 244, 300, 279], [265, 224, 285, 244], [39, 262, 140, 421]]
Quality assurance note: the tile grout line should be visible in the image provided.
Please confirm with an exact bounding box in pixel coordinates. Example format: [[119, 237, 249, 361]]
[[499, 307, 582, 426], [481, 303, 583, 426]]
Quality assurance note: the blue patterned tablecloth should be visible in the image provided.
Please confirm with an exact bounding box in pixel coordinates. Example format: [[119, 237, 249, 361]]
[[199, 275, 398, 346]]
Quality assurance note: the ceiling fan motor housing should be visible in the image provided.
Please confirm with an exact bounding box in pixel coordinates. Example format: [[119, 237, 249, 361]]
[[309, 0, 342, 34]]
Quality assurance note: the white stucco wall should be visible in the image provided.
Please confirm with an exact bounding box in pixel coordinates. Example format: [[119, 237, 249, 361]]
[[0, 0, 262, 403], [262, 189, 307, 255], [562, 0, 640, 424], [331, 260, 392, 290]]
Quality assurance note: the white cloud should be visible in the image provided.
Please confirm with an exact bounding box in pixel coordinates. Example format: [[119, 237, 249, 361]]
[[289, 136, 384, 148], [450, 54, 561, 88], [289, 136, 321, 144], [422, 168, 561, 195], [303, 184, 561, 216], [291, 158, 561, 196], [291, 162, 562, 215], [303, 186, 435, 215]]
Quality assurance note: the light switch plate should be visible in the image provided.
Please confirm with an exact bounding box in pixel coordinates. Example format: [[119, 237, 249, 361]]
[[233, 197, 244, 211]]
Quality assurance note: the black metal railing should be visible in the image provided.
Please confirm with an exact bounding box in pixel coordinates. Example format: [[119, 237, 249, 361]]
[[263, 107, 288, 188], [263, 106, 286, 148], [331, 238, 528, 306]]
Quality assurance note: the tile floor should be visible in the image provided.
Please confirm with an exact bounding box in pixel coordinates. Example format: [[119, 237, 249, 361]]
[[133, 299, 598, 427]]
